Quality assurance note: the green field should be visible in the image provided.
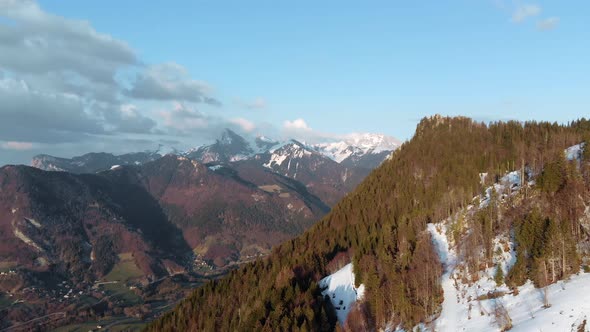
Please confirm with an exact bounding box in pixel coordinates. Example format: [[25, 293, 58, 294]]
[[102, 253, 144, 282], [102, 282, 142, 306]]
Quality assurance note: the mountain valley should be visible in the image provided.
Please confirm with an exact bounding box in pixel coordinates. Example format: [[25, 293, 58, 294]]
[[0, 129, 397, 330]]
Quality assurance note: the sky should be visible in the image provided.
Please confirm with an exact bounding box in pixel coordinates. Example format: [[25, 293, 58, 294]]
[[0, 0, 588, 165]]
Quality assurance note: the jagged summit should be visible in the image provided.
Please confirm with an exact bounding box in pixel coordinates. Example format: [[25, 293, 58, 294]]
[[184, 129, 255, 163]]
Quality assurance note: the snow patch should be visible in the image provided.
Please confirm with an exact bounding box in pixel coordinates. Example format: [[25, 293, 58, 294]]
[[14, 227, 43, 252], [566, 143, 585, 161], [229, 154, 248, 162], [110, 165, 121, 170], [427, 222, 460, 332], [479, 171, 522, 208], [263, 153, 288, 168], [25, 217, 42, 229], [479, 172, 488, 185], [263, 143, 312, 169], [320, 263, 365, 325]]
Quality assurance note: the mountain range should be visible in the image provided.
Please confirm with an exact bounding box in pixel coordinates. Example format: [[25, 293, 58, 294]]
[[31, 129, 400, 207], [0, 129, 399, 330], [31, 129, 400, 174]]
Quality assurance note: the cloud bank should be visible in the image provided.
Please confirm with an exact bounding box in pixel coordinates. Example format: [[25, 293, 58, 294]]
[[0, 0, 262, 164]]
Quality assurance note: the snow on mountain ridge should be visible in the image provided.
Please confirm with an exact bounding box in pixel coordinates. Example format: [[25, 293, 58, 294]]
[[263, 141, 314, 169], [311, 133, 400, 163], [343, 133, 401, 153], [182, 130, 400, 165]]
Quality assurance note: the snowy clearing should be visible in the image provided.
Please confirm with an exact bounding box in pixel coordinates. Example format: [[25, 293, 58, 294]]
[[428, 221, 590, 332], [320, 263, 365, 325]]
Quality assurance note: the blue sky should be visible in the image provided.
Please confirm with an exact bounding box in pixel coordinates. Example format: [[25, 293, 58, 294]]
[[0, 1, 588, 164]]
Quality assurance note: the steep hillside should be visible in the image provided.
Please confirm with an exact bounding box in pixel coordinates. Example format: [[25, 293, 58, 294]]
[[0, 164, 191, 330], [133, 155, 330, 267], [148, 116, 590, 332], [0, 165, 189, 284], [421, 140, 590, 331]]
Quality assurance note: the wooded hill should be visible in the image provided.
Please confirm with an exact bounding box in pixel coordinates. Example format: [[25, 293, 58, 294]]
[[147, 115, 590, 331]]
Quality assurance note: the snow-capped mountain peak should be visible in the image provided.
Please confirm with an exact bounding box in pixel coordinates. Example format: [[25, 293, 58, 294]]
[[263, 140, 316, 168], [219, 128, 244, 146], [344, 133, 401, 153], [311, 141, 357, 163], [311, 133, 400, 166], [182, 129, 399, 168], [185, 129, 255, 163]]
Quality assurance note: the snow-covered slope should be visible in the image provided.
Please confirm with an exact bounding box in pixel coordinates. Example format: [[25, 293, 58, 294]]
[[262, 140, 314, 170], [424, 146, 590, 332], [429, 220, 590, 332], [312, 141, 357, 163], [320, 263, 366, 325]]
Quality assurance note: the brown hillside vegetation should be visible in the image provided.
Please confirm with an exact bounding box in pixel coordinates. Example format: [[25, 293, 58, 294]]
[[147, 116, 590, 331]]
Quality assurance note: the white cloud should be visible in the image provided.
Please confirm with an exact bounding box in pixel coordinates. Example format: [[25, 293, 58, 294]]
[[125, 63, 221, 105], [1, 141, 34, 151], [160, 102, 208, 133], [512, 4, 541, 23], [283, 118, 312, 131], [537, 17, 560, 31], [0, 0, 136, 83], [282, 118, 344, 143], [0, 76, 105, 143], [159, 103, 259, 137], [0, 0, 229, 161], [230, 118, 256, 132], [120, 104, 139, 118]]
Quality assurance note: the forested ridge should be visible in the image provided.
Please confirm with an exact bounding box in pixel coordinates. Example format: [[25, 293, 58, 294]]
[[147, 115, 590, 331]]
